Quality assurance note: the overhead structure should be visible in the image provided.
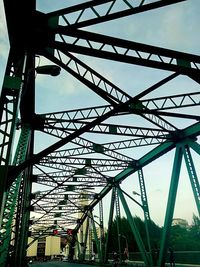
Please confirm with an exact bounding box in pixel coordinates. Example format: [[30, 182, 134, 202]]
[[0, 1, 200, 267]]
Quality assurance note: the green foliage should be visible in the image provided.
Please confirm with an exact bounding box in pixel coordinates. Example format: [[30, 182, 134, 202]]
[[170, 225, 190, 250], [107, 214, 200, 253], [190, 214, 200, 238], [107, 216, 161, 252], [169, 214, 200, 251]]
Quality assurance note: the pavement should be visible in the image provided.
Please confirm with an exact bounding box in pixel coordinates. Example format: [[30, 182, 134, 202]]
[[30, 260, 200, 267], [127, 261, 200, 267]]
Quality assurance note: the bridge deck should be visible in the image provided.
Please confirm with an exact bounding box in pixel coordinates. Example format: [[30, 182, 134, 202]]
[[30, 260, 200, 267]]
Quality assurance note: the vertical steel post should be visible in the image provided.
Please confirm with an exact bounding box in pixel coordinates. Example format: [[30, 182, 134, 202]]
[[0, 126, 31, 267], [117, 186, 150, 266], [0, 49, 26, 221], [138, 168, 153, 266], [99, 199, 105, 262], [90, 212, 101, 261], [81, 215, 89, 261], [88, 216, 93, 260], [104, 187, 115, 263], [183, 144, 200, 216], [115, 188, 122, 262], [12, 51, 35, 266], [158, 145, 183, 267]]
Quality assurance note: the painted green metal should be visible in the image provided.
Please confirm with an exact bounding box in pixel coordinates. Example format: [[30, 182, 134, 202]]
[[81, 216, 89, 261], [183, 144, 200, 216], [13, 51, 35, 267], [158, 145, 183, 267], [76, 232, 81, 258], [99, 200, 105, 262], [13, 168, 32, 266], [188, 139, 200, 157], [0, 53, 34, 267], [78, 220, 84, 260], [112, 123, 200, 187], [0, 126, 31, 267], [13, 149, 33, 267], [1, 1, 200, 266], [115, 188, 122, 262], [104, 188, 115, 263], [138, 168, 153, 266], [117, 186, 150, 266], [88, 217, 93, 260], [70, 123, 200, 266], [90, 212, 101, 261], [0, 50, 26, 214], [46, 0, 186, 29]]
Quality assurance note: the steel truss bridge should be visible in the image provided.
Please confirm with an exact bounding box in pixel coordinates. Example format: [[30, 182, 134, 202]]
[[0, 0, 200, 266]]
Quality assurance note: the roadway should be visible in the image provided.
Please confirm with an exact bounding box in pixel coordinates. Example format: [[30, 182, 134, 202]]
[[31, 261, 89, 267], [30, 260, 200, 267]]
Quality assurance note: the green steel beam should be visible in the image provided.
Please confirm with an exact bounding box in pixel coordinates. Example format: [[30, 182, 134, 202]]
[[2, 1, 199, 266], [75, 123, 200, 236], [183, 144, 200, 216], [54, 29, 200, 75], [44, 47, 179, 132], [138, 169, 153, 266], [117, 186, 150, 266], [13, 166, 32, 267], [80, 215, 89, 261], [47, 0, 186, 29], [42, 90, 200, 123], [44, 120, 170, 138], [158, 145, 183, 267], [88, 217, 93, 260], [0, 126, 31, 267], [73, 129, 200, 264], [13, 143, 33, 267], [99, 200, 104, 263], [83, 216, 90, 261], [115, 188, 122, 262], [76, 232, 81, 259], [0, 49, 26, 217], [12, 51, 35, 267], [90, 212, 101, 261], [188, 140, 200, 157], [104, 188, 115, 263], [8, 71, 175, 183]]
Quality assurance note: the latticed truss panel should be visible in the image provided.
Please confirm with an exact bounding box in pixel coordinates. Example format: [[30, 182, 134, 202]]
[[29, 0, 200, 234], [1, 0, 200, 266]]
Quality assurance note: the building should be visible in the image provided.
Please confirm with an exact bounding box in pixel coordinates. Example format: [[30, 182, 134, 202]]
[[172, 218, 189, 229], [27, 235, 61, 259]]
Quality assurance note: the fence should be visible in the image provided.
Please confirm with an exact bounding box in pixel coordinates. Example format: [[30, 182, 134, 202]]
[[127, 251, 200, 265]]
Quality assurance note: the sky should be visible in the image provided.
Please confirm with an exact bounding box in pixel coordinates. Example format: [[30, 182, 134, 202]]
[[1, 0, 200, 228]]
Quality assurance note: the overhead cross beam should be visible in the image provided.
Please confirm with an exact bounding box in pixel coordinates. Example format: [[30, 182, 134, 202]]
[[54, 29, 200, 75], [46, 0, 186, 29], [74, 121, 200, 233], [1, 0, 200, 266]]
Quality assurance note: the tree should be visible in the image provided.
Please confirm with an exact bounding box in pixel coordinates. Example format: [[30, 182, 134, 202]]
[[107, 216, 161, 252], [107, 215, 200, 254]]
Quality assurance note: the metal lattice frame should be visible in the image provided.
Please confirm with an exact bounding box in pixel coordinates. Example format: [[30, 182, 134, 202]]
[[1, 1, 200, 267]]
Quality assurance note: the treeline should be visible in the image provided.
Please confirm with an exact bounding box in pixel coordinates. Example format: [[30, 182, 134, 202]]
[[107, 214, 200, 252]]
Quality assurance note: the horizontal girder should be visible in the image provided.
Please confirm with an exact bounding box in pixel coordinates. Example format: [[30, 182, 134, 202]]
[[42, 91, 200, 121], [2, 1, 200, 266], [46, 0, 186, 29], [54, 29, 200, 75]]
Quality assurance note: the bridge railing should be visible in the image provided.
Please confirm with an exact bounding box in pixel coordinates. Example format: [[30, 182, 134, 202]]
[[106, 251, 200, 266]]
